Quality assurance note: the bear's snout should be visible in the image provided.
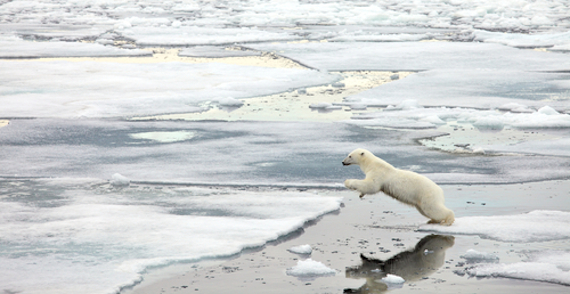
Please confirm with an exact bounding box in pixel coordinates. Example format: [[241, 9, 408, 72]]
[[342, 161, 351, 166]]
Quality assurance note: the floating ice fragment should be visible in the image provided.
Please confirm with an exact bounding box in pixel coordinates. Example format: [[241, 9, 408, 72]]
[[309, 102, 333, 109], [461, 249, 499, 263], [286, 259, 336, 278], [288, 244, 312, 255], [111, 173, 130, 187], [420, 115, 446, 125], [384, 99, 422, 111], [471, 147, 485, 155], [537, 106, 559, 115], [381, 274, 405, 285], [218, 97, 244, 107], [350, 103, 367, 110], [473, 117, 504, 131]]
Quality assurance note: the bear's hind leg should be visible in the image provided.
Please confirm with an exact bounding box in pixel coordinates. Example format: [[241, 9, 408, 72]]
[[418, 203, 455, 226]]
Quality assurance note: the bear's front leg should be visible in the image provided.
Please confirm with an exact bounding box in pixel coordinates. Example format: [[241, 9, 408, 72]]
[[344, 179, 376, 198]]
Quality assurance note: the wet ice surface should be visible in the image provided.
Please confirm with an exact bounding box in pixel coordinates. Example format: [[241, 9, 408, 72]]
[[1, 0, 570, 293]]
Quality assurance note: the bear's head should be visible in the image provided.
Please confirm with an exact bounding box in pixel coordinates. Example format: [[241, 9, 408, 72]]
[[342, 148, 370, 166]]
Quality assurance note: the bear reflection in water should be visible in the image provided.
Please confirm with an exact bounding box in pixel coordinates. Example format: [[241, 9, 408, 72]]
[[344, 234, 455, 293]]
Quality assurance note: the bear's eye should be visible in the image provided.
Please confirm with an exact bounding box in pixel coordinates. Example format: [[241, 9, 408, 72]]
[[349, 156, 352, 158], [360, 152, 364, 156]]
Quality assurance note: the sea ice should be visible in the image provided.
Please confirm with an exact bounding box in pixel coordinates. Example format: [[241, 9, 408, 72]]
[[288, 244, 313, 255], [286, 259, 336, 278], [419, 210, 570, 243]]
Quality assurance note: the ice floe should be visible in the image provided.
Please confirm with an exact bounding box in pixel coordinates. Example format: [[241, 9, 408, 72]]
[[460, 249, 500, 264], [419, 210, 570, 243], [0, 61, 338, 118], [0, 180, 343, 294], [465, 251, 570, 286], [286, 258, 336, 279], [288, 244, 313, 255]]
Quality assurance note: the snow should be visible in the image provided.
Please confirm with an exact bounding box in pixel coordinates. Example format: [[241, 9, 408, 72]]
[[460, 249, 500, 263], [466, 251, 570, 286], [286, 259, 336, 278], [288, 244, 313, 255], [0, 180, 343, 294], [419, 210, 570, 243]]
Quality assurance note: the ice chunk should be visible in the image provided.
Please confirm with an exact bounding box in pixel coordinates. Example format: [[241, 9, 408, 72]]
[[309, 102, 334, 109], [381, 274, 405, 285], [286, 259, 336, 278], [350, 103, 367, 110], [472, 117, 504, 131], [420, 115, 446, 125], [217, 97, 244, 107], [537, 106, 560, 115], [460, 249, 499, 263], [384, 99, 422, 111], [288, 244, 313, 255], [419, 210, 570, 243], [497, 103, 534, 113], [111, 173, 130, 187]]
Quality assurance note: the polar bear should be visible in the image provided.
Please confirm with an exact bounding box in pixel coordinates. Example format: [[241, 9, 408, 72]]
[[342, 148, 454, 226]]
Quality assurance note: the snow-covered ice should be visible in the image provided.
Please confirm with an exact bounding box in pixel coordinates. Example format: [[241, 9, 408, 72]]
[[0, 61, 338, 118], [286, 259, 336, 279], [0, 180, 342, 294]]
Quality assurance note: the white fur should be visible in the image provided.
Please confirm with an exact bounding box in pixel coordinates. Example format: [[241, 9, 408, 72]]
[[342, 148, 455, 226]]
